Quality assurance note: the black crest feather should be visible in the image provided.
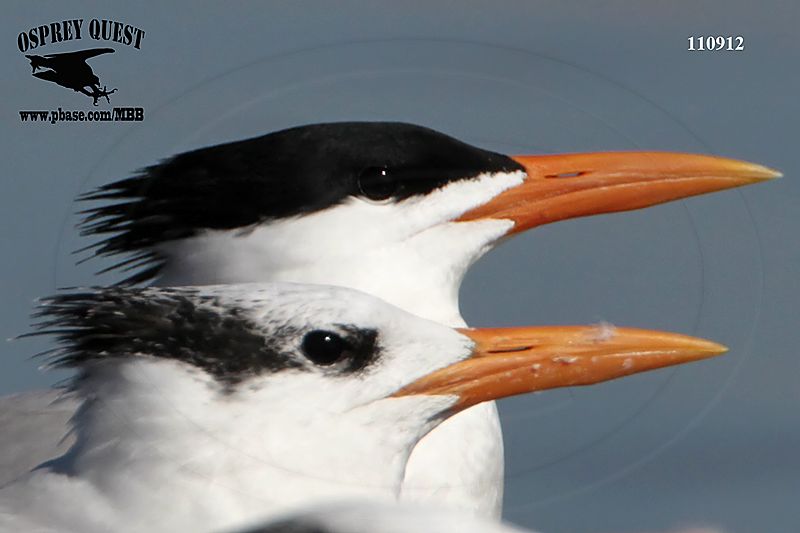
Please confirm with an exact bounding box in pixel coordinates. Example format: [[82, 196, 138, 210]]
[[77, 122, 521, 284], [29, 287, 302, 385]]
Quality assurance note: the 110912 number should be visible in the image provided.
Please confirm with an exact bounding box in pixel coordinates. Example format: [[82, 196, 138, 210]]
[[688, 36, 744, 51]]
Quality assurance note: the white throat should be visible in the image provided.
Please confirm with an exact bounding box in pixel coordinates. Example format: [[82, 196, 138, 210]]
[[22, 358, 455, 533], [154, 172, 523, 326]]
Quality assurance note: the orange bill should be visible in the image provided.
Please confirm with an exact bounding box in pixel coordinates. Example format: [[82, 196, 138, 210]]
[[458, 152, 780, 234], [393, 324, 727, 412]]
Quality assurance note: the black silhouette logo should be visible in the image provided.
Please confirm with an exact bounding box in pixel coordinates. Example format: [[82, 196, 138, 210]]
[[26, 47, 117, 106]]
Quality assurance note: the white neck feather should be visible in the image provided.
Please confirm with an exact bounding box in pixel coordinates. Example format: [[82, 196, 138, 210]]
[[31, 358, 454, 532], [154, 172, 523, 326]]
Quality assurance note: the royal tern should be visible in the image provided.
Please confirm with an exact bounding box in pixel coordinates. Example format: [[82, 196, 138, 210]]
[[4, 122, 778, 515], [1, 283, 724, 532]]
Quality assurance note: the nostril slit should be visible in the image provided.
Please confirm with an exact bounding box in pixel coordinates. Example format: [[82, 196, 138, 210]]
[[546, 171, 586, 179], [487, 345, 536, 354]]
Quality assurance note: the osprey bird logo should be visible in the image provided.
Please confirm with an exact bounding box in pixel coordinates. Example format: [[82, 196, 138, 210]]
[[25, 47, 117, 106]]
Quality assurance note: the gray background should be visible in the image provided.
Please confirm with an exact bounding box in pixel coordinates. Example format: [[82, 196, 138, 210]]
[[1, 2, 797, 532]]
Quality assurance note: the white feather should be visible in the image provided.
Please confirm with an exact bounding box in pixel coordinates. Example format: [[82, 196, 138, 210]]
[[1, 283, 488, 532], [2, 172, 523, 517], [238, 500, 538, 533]]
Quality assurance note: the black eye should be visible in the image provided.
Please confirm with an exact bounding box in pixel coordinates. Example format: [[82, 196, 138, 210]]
[[301, 330, 349, 366], [358, 166, 397, 201]]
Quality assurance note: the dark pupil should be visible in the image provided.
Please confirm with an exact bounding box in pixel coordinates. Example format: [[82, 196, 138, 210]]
[[301, 330, 348, 365], [358, 166, 396, 201]]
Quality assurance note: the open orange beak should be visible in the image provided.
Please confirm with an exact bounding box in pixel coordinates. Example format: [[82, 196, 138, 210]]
[[393, 325, 726, 412], [458, 152, 780, 234]]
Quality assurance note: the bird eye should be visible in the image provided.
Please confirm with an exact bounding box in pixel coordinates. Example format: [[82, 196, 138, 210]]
[[357, 166, 397, 201], [301, 330, 349, 366]]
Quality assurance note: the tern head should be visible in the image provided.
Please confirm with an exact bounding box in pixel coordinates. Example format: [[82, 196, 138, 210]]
[[27, 283, 725, 528], [78, 122, 779, 325]]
